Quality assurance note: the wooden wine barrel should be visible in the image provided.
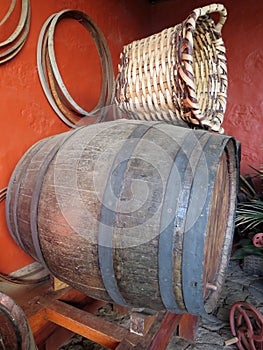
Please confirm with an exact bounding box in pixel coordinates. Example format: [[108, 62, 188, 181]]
[[0, 292, 36, 350], [6, 120, 238, 315]]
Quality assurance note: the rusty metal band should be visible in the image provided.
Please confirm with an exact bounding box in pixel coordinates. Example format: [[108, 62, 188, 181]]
[[98, 122, 157, 306], [0, 0, 16, 26], [40, 18, 83, 126], [0, 0, 29, 47], [30, 146, 51, 266], [5, 140, 47, 252], [0, 297, 23, 348], [37, 9, 114, 128], [37, 13, 77, 126], [182, 136, 233, 315], [0, 292, 37, 349], [0, 266, 49, 285], [0, 0, 30, 64], [158, 131, 211, 314], [47, 10, 113, 115], [37, 13, 82, 128], [29, 127, 84, 267], [46, 50, 83, 125], [0, 4, 30, 63]]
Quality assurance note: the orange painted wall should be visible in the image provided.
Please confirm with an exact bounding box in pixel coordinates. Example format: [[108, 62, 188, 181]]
[[0, 0, 152, 273], [150, 0, 263, 175]]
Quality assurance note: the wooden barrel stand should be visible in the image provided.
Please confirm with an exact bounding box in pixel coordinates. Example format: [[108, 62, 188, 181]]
[[2, 278, 199, 350]]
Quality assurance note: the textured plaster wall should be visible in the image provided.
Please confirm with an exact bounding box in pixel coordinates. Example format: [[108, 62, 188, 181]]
[[150, 0, 263, 175], [0, 0, 151, 273]]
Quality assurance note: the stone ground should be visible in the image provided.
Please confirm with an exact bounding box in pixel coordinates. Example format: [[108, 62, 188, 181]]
[[59, 261, 263, 350]]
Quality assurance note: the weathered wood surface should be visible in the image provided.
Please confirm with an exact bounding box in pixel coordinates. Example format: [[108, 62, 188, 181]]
[[1, 277, 200, 349], [178, 314, 199, 343], [45, 299, 129, 349], [6, 119, 238, 315], [0, 291, 37, 350], [50, 276, 69, 291]]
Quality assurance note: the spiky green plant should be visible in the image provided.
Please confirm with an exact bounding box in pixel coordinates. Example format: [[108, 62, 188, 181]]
[[232, 166, 263, 260], [235, 200, 263, 231]]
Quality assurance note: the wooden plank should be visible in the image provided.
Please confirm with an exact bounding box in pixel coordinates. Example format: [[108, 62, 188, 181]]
[[33, 322, 60, 349], [44, 327, 74, 350], [57, 289, 101, 310], [26, 287, 81, 336], [113, 304, 130, 316], [50, 276, 69, 291], [19, 284, 103, 346], [204, 151, 230, 302], [82, 299, 107, 314], [115, 339, 136, 350], [28, 309, 50, 335], [120, 311, 182, 350], [146, 312, 182, 350], [6, 277, 197, 349], [45, 300, 132, 349], [23, 284, 72, 320], [178, 314, 199, 343], [37, 300, 106, 350]]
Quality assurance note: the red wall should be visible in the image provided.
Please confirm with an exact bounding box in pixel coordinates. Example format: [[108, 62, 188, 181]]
[[0, 0, 152, 273], [150, 0, 263, 175]]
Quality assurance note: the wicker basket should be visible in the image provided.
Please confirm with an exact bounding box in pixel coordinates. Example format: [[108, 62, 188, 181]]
[[115, 4, 228, 133]]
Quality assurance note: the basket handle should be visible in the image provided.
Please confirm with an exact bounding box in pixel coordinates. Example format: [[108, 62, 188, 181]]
[[193, 3, 227, 33]]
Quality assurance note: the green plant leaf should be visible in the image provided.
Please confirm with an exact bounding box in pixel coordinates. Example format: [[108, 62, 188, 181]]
[[234, 238, 252, 247], [232, 246, 263, 259], [235, 200, 263, 230]]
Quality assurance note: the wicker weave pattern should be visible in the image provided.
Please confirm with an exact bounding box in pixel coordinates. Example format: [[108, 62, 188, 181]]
[[115, 3, 228, 133]]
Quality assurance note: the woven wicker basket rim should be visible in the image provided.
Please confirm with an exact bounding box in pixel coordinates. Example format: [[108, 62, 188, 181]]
[[115, 3, 228, 133]]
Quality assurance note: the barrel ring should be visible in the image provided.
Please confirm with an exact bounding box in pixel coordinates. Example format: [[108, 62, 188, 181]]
[[0, 0, 30, 64], [37, 9, 114, 128]]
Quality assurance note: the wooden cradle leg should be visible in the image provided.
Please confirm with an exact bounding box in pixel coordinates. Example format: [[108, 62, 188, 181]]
[[178, 314, 199, 343]]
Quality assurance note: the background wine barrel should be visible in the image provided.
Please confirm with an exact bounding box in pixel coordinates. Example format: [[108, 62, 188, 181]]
[[0, 292, 36, 350], [6, 120, 238, 315]]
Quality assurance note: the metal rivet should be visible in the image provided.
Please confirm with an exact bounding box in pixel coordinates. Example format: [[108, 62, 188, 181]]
[[206, 283, 218, 291]]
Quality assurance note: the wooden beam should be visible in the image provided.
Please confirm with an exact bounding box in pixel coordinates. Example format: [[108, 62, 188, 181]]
[[6, 280, 198, 349], [147, 312, 182, 350], [44, 300, 132, 349], [178, 314, 199, 343], [115, 339, 136, 350], [118, 312, 182, 350], [33, 322, 62, 349], [44, 327, 74, 350]]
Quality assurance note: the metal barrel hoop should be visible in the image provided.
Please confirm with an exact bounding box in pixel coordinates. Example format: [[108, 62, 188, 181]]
[[0, 292, 37, 349], [0, 0, 31, 64], [36, 13, 77, 128], [0, 4, 31, 62], [0, 0, 16, 26], [37, 9, 114, 128]]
